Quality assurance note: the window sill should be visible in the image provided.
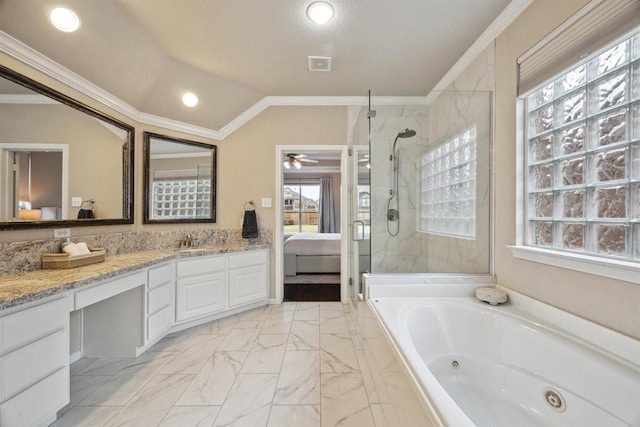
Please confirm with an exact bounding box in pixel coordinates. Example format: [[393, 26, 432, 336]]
[[508, 245, 640, 285]]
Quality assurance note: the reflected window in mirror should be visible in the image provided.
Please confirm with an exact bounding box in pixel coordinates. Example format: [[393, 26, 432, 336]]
[[0, 65, 134, 230], [143, 132, 216, 224]]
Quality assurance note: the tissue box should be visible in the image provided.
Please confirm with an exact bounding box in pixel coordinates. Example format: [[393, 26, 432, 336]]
[[41, 248, 106, 269]]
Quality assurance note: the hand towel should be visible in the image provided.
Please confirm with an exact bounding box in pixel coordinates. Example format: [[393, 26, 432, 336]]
[[242, 209, 258, 239], [62, 243, 83, 257], [75, 242, 91, 255]]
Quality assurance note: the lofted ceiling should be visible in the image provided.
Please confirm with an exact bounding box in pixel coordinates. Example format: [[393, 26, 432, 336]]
[[0, 0, 516, 133]]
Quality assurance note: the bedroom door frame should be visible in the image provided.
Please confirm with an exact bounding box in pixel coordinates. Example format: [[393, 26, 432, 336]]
[[274, 145, 350, 304]]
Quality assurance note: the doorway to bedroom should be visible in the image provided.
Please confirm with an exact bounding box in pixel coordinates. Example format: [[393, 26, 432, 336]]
[[275, 146, 348, 302]]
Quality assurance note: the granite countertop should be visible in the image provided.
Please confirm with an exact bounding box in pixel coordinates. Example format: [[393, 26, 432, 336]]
[[0, 244, 269, 311]]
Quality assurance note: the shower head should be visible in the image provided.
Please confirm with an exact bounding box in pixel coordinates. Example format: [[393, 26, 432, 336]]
[[397, 128, 416, 139], [391, 128, 417, 158]]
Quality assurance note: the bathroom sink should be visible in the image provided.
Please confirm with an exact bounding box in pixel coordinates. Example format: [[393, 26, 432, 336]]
[[177, 247, 207, 253]]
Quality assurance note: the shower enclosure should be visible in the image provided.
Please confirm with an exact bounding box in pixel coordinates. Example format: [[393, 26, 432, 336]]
[[350, 89, 492, 284]]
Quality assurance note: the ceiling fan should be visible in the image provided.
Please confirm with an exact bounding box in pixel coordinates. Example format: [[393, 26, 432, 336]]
[[283, 153, 318, 169]]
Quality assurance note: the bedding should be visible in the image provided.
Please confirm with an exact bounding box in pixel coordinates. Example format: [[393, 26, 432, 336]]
[[283, 232, 370, 276], [284, 232, 341, 276], [283, 232, 341, 256]]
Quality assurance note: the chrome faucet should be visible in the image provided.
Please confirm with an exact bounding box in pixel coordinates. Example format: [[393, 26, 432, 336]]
[[180, 233, 193, 248]]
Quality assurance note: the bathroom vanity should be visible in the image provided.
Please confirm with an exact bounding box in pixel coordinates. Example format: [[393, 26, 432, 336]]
[[0, 245, 269, 426]]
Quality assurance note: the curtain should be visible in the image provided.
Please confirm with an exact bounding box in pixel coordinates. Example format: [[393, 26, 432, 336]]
[[318, 177, 336, 233], [17, 152, 31, 203]]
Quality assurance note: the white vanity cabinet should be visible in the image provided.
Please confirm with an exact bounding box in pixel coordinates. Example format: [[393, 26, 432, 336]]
[[146, 262, 175, 344], [175, 249, 269, 323], [228, 249, 268, 307], [0, 297, 71, 427], [176, 255, 227, 322]]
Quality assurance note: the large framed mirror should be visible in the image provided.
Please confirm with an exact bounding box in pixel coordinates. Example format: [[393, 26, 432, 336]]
[[143, 132, 216, 224], [0, 65, 134, 230]]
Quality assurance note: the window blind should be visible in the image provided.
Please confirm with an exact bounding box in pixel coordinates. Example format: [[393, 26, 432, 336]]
[[17, 152, 30, 202], [517, 0, 640, 95]]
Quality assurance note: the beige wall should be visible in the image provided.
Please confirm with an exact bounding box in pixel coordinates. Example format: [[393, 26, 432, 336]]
[[213, 106, 347, 297], [494, 0, 640, 340], [0, 104, 124, 219], [215, 106, 347, 231]]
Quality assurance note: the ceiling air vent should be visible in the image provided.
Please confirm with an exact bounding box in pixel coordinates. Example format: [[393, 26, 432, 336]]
[[308, 56, 332, 72]]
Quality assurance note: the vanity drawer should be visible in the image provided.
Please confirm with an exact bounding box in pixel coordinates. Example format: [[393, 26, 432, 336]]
[[75, 271, 146, 309], [147, 305, 173, 341], [0, 298, 69, 353], [176, 255, 226, 278], [0, 365, 69, 427], [228, 250, 268, 269], [148, 281, 172, 314], [148, 263, 173, 290], [1, 329, 67, 400]]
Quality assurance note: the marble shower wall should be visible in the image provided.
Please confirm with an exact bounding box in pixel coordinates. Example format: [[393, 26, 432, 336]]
[[369, 45, 495, 274]]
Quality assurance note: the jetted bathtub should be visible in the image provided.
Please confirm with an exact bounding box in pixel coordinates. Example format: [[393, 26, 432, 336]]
[[369, 289, 640, 427]]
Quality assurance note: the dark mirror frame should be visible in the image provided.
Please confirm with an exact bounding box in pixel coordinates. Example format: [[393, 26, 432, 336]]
[[143, 132, 217, 224], [0, 65, 134, 230]]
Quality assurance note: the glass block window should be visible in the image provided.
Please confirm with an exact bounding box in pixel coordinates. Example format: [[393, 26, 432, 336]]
[[525, 28, 640, 260], [152, 179, 211, 219], [420, 127, 477, 238]]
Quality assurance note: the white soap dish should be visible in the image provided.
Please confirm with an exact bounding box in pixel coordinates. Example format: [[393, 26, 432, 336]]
[[475, 287, 508, 305]]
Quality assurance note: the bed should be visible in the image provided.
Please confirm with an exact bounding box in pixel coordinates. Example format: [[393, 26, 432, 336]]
[[284, 232, 341, 276], [283, 232, 371, 276]]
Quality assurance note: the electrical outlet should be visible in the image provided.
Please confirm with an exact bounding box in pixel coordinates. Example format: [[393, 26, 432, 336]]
[[262, 198, 272, 208], [71, 197, 82, 207], [54, 228, 71, 239]]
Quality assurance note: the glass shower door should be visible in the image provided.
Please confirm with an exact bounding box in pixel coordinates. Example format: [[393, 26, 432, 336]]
[[349, 146, 370, 301], [348, 101, 371, 303], [368, 89, 492, 274]]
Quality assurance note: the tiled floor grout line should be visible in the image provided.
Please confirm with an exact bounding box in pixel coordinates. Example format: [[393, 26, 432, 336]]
[[54, 301, 431, 426]]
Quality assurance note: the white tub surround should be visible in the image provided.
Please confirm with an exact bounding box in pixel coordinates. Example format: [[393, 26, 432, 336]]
[[368, 286, 640, 427], [363, 273, 496, 299]]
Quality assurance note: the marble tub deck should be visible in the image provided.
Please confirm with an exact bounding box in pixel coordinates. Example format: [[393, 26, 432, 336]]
[[52, 301, 433, 427]]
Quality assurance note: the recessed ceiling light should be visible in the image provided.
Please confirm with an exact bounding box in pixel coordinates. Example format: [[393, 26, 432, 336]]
[[306, 1, 334, 25], [49, 7, 80, 32], [182, 92, 198, 107]]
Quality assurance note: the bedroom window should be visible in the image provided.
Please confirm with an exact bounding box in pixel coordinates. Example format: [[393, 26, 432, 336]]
[[523, 29, 640, 261], [283, 183, 320, 234], [419, 127, 477, 238]]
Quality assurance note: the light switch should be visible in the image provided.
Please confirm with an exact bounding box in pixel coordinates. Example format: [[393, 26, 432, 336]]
[[262, 198, 272, 208], [54, 228, 71, 238], [71, 197, 82, 207]]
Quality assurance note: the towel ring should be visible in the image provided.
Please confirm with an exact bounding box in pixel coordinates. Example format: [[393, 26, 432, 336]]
[[81, 200, 95, 209], [244, 200, 255, 211]]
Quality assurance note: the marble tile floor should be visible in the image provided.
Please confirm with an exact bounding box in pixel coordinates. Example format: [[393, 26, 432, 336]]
[[52, 301, 433, 427]]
